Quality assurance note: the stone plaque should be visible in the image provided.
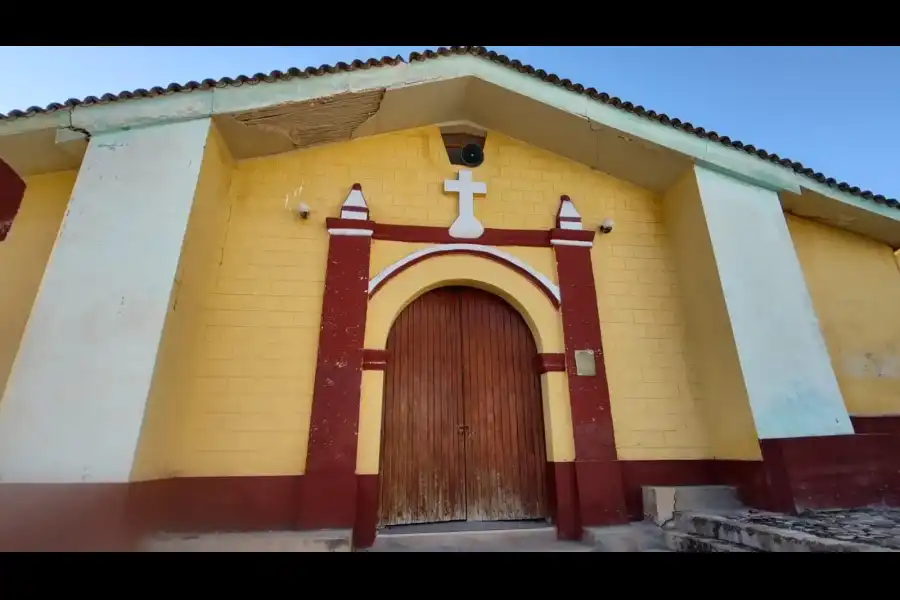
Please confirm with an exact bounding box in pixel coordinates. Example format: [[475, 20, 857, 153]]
[[574, 350, 596, 376]]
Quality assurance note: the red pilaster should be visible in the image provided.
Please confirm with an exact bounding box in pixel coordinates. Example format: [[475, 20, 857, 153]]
[[299, 215, 374, 530], [551, 226, 628, 529]]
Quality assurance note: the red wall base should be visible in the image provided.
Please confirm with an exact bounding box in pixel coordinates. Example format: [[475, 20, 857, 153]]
[[760, 433, 900, 513], [3, 428, 899, 551], [0, 482, 141, 551], [850, 415, 900, 435]]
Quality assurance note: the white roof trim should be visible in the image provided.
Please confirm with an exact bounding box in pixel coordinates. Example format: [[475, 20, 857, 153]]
[[1, 54, 896, 224]]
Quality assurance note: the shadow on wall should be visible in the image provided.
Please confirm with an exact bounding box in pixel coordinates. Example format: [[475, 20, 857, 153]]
[[0, 158, 26, 242]]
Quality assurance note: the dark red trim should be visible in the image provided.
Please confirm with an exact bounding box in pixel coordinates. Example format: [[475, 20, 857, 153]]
[[758, 440, 794, 513], [552, 241, 626, 528], [534, 352, 566, 374], [368, 248, 561, 309], [362, 349, 388, 371], [341, 205, 368, 214], [0, 482, 140, 551], [372, 222, 593, 248], [0, 158, 26, 242], [759, 433, 900, 513], [549, 228, 595, 243], [353, 474, 379, 549], [374, 223, 552, 247], [325, 217, 375, 231], [300, 227, 372, 529], [851, 415, 900, 435], [6, 443, 900, 550], [547, 462, 580, 539]]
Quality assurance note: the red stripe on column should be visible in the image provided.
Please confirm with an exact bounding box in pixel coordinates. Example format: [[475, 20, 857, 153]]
[[299, 230, 372, 530], [552, 238, 628, 528]]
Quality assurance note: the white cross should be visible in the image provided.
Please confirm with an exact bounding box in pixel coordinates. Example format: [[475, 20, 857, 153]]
[[444, 169, 487, 239]]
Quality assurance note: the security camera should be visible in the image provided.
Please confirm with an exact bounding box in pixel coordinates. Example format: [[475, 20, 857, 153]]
[[598, 218, 614, 234], [295, 202, 311, 219], [460, 143, 485, 167]]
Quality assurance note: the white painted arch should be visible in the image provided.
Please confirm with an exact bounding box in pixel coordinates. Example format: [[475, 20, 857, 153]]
[[368, 243, 561, 305]]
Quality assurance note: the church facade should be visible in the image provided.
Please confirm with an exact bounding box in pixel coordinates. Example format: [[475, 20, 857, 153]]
[[1, 47, 900, 550]]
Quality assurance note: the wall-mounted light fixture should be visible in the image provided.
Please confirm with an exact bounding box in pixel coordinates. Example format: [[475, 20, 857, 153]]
[[598, 218, 615, 234], [284, 184, 310, 219]]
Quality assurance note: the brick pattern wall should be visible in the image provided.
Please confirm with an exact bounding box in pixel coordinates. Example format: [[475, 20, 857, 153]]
[[166, 126, 709, 477], [0, 171, 75, 403], [586, 181, 708, 460], [787, 214, 900, 417]]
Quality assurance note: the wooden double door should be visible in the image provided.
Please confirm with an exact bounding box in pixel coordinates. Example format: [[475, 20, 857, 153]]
[[378, 286, 549, 527]]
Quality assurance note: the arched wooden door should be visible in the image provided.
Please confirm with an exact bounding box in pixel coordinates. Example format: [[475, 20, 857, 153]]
[[378, 286, 549, 527]]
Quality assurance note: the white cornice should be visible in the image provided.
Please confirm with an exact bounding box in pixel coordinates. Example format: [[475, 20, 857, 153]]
[[2, 54, 897, 228]]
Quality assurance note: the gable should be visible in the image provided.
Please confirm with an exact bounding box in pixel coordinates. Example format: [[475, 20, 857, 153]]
[[231, 126, 660, 234], [1, 47, 898, 247]]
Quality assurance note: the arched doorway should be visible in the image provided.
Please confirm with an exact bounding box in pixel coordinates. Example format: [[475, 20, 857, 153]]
[[378, 286, 549, 528]]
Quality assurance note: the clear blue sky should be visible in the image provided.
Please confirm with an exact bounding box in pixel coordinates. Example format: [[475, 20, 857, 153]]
[[2, 46, 898, 199]]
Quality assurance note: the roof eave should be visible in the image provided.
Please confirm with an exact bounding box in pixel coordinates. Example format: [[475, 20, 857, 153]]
[[2, 53, 898, 245]]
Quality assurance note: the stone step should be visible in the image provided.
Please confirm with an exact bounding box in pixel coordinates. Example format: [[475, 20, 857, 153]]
[[141, 529, 352, 552], [664, 530, 758, 553], [642, 485, 744, 525], [365, 525, 592, 552], [673, 512, 895, 553], [583, 522, 668, 552]]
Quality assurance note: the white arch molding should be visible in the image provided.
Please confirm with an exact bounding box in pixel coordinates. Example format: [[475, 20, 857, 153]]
[[367, 243, 562, 305]]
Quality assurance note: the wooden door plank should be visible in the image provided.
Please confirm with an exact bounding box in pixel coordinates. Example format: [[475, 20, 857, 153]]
[[378, 288, 466, 527], [459, 288, 549, 522]]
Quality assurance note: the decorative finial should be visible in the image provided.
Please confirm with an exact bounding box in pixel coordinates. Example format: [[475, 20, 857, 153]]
[[340, 183, 369, 220], [556, 194, 583, 230]]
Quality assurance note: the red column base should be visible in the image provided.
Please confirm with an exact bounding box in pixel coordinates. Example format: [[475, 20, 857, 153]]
[[296, 470, 357, 531], [548, 460, 628, 540], [548, 462, 581, 540], [353, 474, 380, 549], [574, 459, 629, 527]]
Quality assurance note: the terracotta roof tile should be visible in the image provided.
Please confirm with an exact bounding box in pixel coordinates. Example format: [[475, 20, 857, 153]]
[[1, 46, 896, 210]]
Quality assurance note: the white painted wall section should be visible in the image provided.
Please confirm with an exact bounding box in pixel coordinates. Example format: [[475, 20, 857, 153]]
[[694, 165, 854, 439], [0, 118, 212, 483]]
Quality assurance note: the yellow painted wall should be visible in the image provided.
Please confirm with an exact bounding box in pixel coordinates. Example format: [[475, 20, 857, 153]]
[[662, 172, 760, 460], [154, 125, 710, 477], [367, 241, 559, 351], [587, 174, 711, 461], [0, 171, 76, 402], [370, 241, 558, 288], [787, 215, 900, 416], [131, 124, 235, 480]]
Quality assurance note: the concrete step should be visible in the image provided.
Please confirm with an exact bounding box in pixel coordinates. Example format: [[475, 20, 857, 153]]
[[664, 530, 758, 553], [364, 525, 593, 552], [583, 521, 668, 552], [643, 485, 744, 525], [141, 529, 352, 552], [673, 512, 895, 553]]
